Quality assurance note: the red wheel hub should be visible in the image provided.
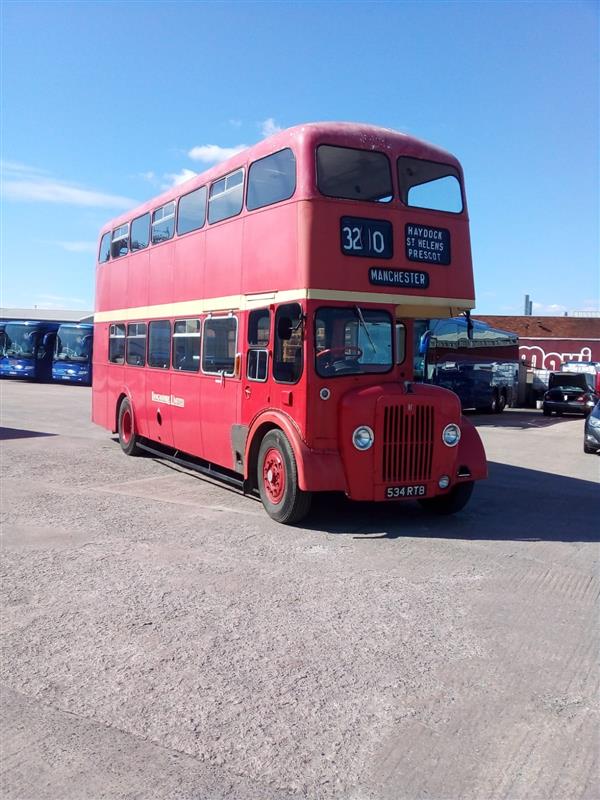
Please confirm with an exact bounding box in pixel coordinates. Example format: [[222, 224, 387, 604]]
[[262, 447, 286, 505], [121, 408, 132, 444]]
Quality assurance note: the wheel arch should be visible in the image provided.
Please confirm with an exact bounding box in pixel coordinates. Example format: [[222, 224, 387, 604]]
[[245, 412, 306, 491]]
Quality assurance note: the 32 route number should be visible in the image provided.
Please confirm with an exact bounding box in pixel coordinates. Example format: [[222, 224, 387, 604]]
[[340, 217, 392, 259]]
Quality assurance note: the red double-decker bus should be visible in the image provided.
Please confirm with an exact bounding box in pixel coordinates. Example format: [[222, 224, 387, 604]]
[[93, 122, 487, 523]]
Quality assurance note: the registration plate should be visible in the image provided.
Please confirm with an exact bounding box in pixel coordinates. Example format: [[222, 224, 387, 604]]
[[386, 485, 426, 499]]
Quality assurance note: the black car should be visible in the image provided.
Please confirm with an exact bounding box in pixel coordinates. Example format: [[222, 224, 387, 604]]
[[584, 400, 600, 454], [542, 372, 598, 417]]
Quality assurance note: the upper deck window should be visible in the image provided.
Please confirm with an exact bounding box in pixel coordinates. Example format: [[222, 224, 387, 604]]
[[131, 213, 150, 251], [316, 145, 392, 203], [208, 169, 244, 224], [398, 157, 463, 213], [99, 232, 111, 263], [152, 202, 175, 243], [111, 224, 129, 258], [177, 187, 207, 235], [247, 149, 296, 211]]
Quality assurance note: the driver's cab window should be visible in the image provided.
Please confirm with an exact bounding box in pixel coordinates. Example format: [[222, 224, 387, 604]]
[[274, 303, 303, 383]]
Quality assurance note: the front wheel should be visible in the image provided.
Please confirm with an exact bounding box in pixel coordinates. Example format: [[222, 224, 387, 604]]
[[118, 397, 142, 456], [418, 481, 474, 515], [257, 430, 312, 524]]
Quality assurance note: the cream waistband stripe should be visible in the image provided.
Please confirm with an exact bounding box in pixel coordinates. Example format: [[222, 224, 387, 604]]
[[94, 289, 475, 323]]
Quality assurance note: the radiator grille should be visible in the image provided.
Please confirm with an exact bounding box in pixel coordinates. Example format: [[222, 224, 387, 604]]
[[382, 404, 435, 483]]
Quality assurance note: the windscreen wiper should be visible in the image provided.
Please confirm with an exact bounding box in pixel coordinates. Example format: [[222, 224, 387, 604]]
[[354, 305, 376, 352]]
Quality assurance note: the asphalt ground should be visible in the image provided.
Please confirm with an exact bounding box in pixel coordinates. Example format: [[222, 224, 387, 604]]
[[1, 380, 598, 800]]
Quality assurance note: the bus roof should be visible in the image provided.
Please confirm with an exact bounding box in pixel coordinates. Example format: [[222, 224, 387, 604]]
[[101, 122, 463, 234]]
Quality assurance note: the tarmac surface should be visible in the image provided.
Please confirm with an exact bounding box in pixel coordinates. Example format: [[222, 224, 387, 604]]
[[1, 380, 599, 800]]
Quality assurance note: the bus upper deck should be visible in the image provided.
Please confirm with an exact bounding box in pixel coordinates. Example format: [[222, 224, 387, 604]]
[[95, 123, 474, 323]]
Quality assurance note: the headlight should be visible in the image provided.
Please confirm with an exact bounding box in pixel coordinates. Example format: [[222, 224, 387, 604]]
[[589, 416, 600, 429], [442, 423, 461, 447], [352, 425, 374, 451]]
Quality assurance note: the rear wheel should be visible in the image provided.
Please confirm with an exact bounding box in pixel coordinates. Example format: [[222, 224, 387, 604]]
[[542, 404, 551, 416], [258, 430, 312, 524], [418, 481, 474, 515], [118, 397, 141, 456], [495, 392, 506, 413]]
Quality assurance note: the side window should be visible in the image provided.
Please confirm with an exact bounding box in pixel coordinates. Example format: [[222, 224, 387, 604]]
[[247, 149, 296, 211], [177, 187, 207, 235], [208, 169, 244, 224], [274, 303, 303, 383], [247, 308, 270, 382], [126, 322, 147, 366], [111, 224, 129, 258], [172, 319, 201, 372], [108, 323, 126, 364], [147, 320, 171, 369], [131, 213, 150, 251], [99, 232, 111, 263], [151, 202, 175, 244], [202, 317, 237, 375]]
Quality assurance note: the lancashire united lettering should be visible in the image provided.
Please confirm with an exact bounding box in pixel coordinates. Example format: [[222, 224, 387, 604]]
[[369, 267, 430, 288], [151, 391, 185, 408], [405, 224, 451, 265]]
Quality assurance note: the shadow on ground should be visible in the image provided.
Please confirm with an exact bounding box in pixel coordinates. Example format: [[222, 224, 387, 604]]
[[0, 427, 58, 441], [303, 461, 599, 542]]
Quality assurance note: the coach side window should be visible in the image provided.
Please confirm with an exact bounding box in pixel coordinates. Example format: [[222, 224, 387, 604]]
[[131, 213, 150, 251], [273, 303, 303, 383], [99, 232, 111, 263], [208, 169, 244, 224], [111, 224, 129, 258], [202, 317, 237, 375], [148, 320, 171, 369], [108, 324, 126, 364], [177, 187, 207, 235], [152, 202, 175, 244], [126, 323, 147, 366], [173, 319, 201, 371], [247, 308, 270, 381], [247, 149, 296, 211]]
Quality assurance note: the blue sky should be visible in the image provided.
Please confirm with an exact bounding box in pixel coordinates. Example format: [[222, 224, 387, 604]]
[[1, 0, 598, 315]]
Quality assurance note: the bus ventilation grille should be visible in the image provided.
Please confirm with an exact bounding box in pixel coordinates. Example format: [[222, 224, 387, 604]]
[[382, 404, 435, 483]]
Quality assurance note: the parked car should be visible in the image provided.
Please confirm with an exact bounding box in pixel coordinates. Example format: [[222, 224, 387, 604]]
[[542, 372, 598, 417], [583, 400, 600, 454]]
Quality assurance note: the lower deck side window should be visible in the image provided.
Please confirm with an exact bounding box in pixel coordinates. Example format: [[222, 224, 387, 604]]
[[148, 320, 171, 369], [108, 323, 126, 364], [202, 317, 237, 374]]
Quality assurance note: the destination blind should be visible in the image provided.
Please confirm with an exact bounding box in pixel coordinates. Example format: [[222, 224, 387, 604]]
[[405, 224, 451, 265]]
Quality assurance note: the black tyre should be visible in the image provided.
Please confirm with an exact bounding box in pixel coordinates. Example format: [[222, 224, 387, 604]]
[[418, 481, 474, 515], [583, 443, 596, 454], [495, 393, 506, 413], [488, 393, 499, 413], [542, 405, 551, 416], [257, 430, 312, 524], [118, 398, 141, 456]]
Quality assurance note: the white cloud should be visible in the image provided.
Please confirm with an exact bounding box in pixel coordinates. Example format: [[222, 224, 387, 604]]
[[1, 161, 137, 209], [139, 171, 157, 183], [260, 118, 282, 137], [53, 241, 97, 254], [187, 144, 247, 164], [532, 302, 568, 314], [162, 169, 197, 190], [229, 118, 242, 128], [34, 294, 89, 309]]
